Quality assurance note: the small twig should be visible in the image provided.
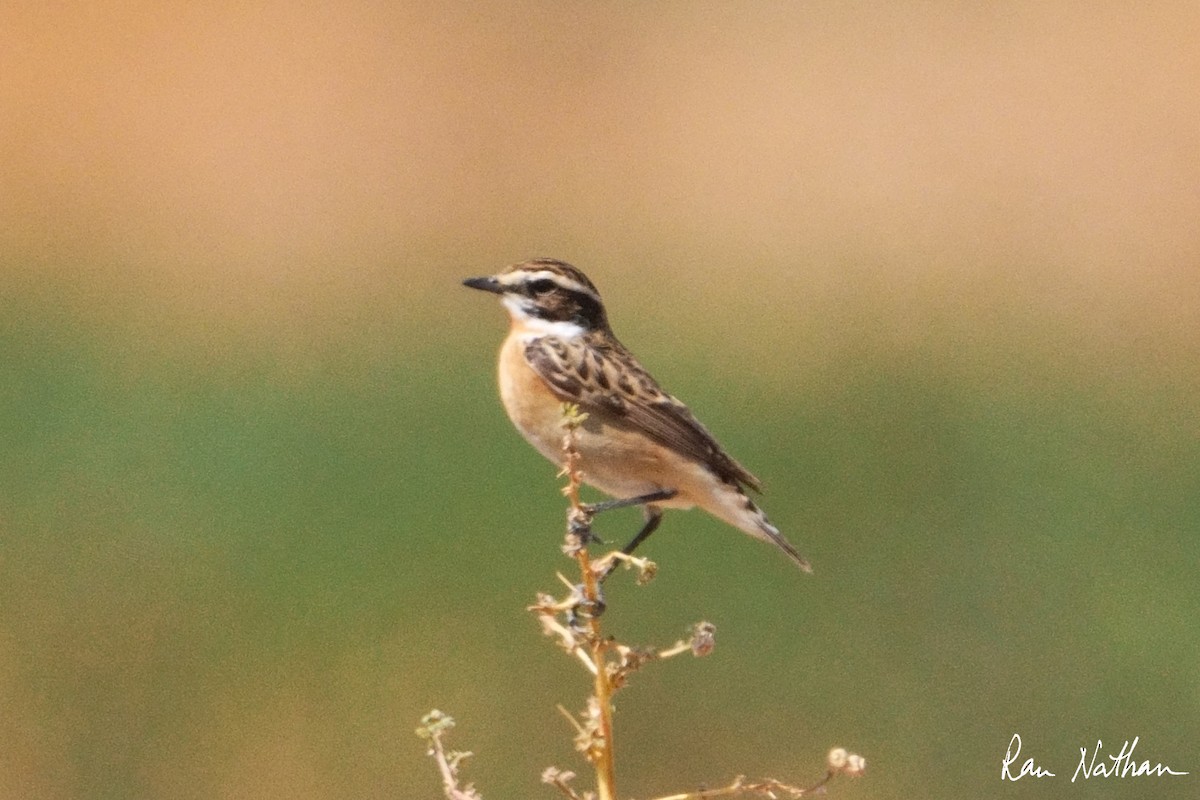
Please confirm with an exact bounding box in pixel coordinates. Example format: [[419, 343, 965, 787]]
[[659, 622, 717, 660], [607, 622, 717, 690], [542, 767, 586, 800], [647, 773, 823, 800], [643, 749, 865, 800], [557, 403, 589, 513], [590, 549, 658, 584], [416, 711, 483, 800], [529, 590, 601, 674], [555, 704, 588, 738], [648, 776, 803, 800]]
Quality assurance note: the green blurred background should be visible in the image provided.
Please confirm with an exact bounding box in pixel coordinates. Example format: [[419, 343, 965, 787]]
[[3, 3, 1198, 799]]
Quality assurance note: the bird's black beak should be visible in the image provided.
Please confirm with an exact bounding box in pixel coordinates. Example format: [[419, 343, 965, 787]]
[[462, 275, 504, 294]]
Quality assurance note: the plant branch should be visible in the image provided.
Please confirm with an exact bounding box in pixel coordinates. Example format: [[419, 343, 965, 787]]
[[415, 711, 483, 800], [558, 402, 618, 800], [427, 401, 868, 800]]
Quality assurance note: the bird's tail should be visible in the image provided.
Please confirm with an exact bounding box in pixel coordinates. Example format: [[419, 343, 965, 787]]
[[708, 482, 812, 572], [755, 515, 812, 573]]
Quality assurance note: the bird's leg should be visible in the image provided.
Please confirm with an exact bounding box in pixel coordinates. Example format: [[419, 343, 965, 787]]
[[580, 488, 677, 516], [597, 500, 671, 582], [595, 510, 672, 585], [570, 489, 677, 585], [620, 505, 664, 557], [567, 488, 674, 559]]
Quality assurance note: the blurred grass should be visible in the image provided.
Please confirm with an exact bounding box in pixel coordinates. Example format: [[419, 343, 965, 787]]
[[2, 267, 1197, 799]]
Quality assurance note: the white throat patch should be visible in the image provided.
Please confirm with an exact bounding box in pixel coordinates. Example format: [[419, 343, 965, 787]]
[[503, 295, 587, 339]]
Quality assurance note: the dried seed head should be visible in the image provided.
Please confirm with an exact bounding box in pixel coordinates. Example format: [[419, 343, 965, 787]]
[[691, 621, 716, 657], [827, 747, 866, 777]]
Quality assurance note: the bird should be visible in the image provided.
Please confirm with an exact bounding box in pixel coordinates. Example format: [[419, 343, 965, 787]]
[[462, 258, 811, 572]]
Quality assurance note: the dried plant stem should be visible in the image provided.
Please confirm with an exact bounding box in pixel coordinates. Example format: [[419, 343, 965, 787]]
[[430, 744, 480, 800], [415, 711, 482, 800], [577, 541, 616, 800], [531, 402, 865, 800], [558, 403, 618, 800]]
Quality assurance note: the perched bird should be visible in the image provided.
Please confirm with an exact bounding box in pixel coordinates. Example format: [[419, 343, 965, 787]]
[[463, 258, 811, 572]]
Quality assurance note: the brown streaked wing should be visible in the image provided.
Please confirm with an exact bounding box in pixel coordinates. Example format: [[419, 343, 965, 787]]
[[523, 336, 763, 492]]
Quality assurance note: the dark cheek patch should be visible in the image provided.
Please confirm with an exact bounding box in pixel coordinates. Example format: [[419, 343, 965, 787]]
[[525, 285, 605, 329]]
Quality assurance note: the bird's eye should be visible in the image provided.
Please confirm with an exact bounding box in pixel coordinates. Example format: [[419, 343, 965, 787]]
[[528, 279, 556, 295]]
